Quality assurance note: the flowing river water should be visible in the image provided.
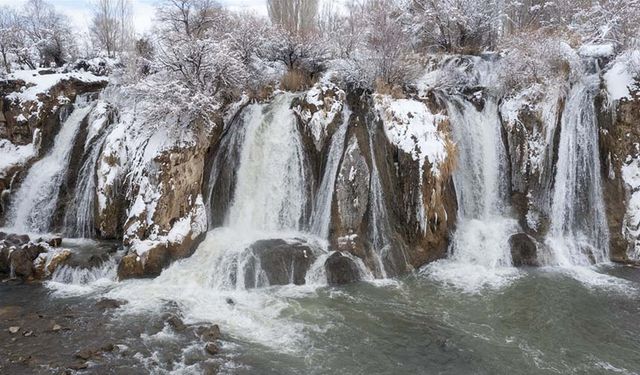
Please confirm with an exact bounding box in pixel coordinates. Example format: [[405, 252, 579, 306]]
[[8, 258, 634, 374]]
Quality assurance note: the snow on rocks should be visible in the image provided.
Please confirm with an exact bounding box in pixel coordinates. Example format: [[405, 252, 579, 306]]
[[622, 156, 640, 261], [295, 81, 346, 150], [5, 69, 107, 117], [0, 130, 39, 176], [578, 43, 615, 58], [605, 50, 640, 101], [373, 94, 448, 177]]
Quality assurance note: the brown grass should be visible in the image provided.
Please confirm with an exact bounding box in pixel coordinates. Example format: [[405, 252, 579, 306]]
[[280, 70, 313, 92], [375, 78, 405, 99]]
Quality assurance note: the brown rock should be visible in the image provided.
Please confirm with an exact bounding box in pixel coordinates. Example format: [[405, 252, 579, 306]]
[[325, 252, 360, 285], [117, 253, 144, 280], [509, 233, 539, 267], [166, 315, 186, 332], [95, 298, 127, 310], [204, 342, 220, 355], [47, 236, 63, 247], [196, 324, 221, 341]]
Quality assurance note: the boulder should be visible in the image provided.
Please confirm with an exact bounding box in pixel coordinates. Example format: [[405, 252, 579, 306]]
[[204, 342, 220, 355], [196, 324, 221, 341], [34, 249, 72, 279], [0, 246, 10, 273], [117, 253, 144, 279], [509, 233, 539, 267], [95, 298, 127, 310], [166, 315, 186, 332], [47, 236, 63, 247], [246, 238, 317, 287], [324, 252, 360, 285], [9, 246, 41, 278]]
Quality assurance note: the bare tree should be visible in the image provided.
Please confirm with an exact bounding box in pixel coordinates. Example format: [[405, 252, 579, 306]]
[[267, 0, 319, 36], [90, 0, 134, 58]]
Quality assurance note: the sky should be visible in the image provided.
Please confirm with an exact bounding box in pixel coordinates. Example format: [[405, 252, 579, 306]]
[[0, 0, 268, 34]]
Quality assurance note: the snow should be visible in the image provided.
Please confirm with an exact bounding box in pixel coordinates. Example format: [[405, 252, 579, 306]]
[[296, 82, 346, 150], [129, 195, 207, 256], [578, 44, 614, 58], [374, 94, 448, 176], [0, 130, 39, 175], [622, 157, 640, 260], [6, 69, 107, 103], [605, 51, 639, 101]]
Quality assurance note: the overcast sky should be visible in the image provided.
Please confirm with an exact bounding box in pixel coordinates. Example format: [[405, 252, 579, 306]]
[[0, 0, 268, 34]]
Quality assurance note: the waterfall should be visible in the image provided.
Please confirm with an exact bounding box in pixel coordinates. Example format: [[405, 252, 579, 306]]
[[226, 93, 308, 231], [367, 125, 392, 278], [445, 96, 518, 268], [63, 116, 111, 238], [310, 107, 350, 239], [545, 73, 610, 266], [148, 93, 318, 290], [7, 97, 94, 233]]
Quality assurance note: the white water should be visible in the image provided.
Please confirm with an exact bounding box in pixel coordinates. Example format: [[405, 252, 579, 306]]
[[7, 98, 94, 233], [544, 73, 610, 266], [445, 96, 517, 267], [367, 126, 394, 278], [226, 94, 308, 231], [64, 121, 111, 238], [310, 107, 350, 239]]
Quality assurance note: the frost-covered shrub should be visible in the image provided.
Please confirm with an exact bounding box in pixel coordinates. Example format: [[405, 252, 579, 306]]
[[498, 32, 581, 94]]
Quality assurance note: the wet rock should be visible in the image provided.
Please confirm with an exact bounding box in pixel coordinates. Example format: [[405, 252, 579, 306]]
[[196, 324, 221, 341], [204, 342, 220, 355], [117, 253, 145, 280], [3, 233, 31, 247], [8, 326, 20, 334], [0, 246, 10, 273], [509, 233, 539, 267], [101, 343, 115, 352], [52, 324, 62, 332], [9, 248, 35, 278], [166, 315, 186, 332], [325, 252, 360, 285], [225, 298, 235, 305], [34, 249, 72, 279], [47, 236, 63, 247], [95, 298, 127, 310], [247, 238, 317, 287], [75, 348, 96, 360], [335, 136, 370, 233]]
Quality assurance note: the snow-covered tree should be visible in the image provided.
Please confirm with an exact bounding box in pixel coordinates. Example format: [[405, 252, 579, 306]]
[[406, 0, 504, 53], [21, 0, 76, 67]]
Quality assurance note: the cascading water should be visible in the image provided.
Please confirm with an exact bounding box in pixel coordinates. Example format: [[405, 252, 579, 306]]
[[445, 96, 518, 268], [63, 114, 111, 238], [225, 94, 308, 231], [310, 107, 350, 239], [544, 71, 610, 266], [7, 97, 94, 233], [143, 93, 321, 292], [367, 125, 393, 278]]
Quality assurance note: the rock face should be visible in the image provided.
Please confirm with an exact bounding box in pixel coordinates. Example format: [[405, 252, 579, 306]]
[[246, 239, 317, 287], [598, 83, 640, 262], [509, 233, 539, 267], [115, 118, 215, 279], [324, 252, 360, 285], [0, 75, 107, 225]]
